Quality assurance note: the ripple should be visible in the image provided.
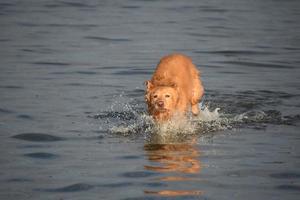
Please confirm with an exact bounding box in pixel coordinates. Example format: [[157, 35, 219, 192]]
[[45, 2, 95, 9], [64, 83, 99, 87], [39, 183, 94, 192], [263, 161, 285, 164], [225, 169, 283, 179], [119, 155, 141, 160], [187, 32, 229, 38], [220, 61, 296, 69], [17, 114, 33, 120], [74, 71, 98, 75], [32, 61, 71, 66], [205, 89, 296, 115], [45, 23, 98, 28], [101, 182, 134, 188], [85, 36, 131, 42], [282, 114, 300, 125], [0, 85, 24, 89], [276, 185, 300, 191], [0, 108, 14, 114], [199, 6, 228, 13], [204, 64, 225, 69], [51, 71, 98, 75], [219, 71, 247, 74], [121, 171, 158, 178], [61, 2, 95, 8], [12, 133, 65, 142], [0, 2, 15, 7], [23, 152, 59, 159], [16, 22, 39, 27], [121, 5, 141, 9], [6, 178, 33, 183], [194, 50, 274, 55], [113, 70, 152, 76], [0, 37, 10, 41], [270, 172, 300, 179], [19, 144, 50, 148], [143, 182, 167, 187]]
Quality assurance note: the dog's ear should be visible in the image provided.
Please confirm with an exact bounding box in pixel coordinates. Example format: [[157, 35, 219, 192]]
[[144, 80, 153, 91], [145, 92, 150, 103], [144, 80, 153, 103]]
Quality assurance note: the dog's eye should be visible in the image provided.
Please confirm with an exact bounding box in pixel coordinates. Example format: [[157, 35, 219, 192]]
[[153, 95, 158, 98], [165, 94, 170, 98]]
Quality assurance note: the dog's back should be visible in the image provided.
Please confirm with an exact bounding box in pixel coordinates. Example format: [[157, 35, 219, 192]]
[[152, 54, 195, 88]]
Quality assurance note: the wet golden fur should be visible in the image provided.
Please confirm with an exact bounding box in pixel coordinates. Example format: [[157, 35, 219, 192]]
[[145, 53, 204, 122]]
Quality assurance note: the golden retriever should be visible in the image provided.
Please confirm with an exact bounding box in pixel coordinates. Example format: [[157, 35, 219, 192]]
[[145, 53, 204, 122]]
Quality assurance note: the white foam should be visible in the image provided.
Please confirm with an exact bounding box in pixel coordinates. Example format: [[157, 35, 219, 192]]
[[110, 104, 225, 136], [106, 98, 288, 138], [197, 107, 221, 122]]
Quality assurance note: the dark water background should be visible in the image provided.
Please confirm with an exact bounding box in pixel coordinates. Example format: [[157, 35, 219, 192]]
[[1, 0, 300, 199]]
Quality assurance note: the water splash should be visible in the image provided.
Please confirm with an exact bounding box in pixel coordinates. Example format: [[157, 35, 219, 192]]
[[108, 104, 225, 136], [92, 92, 300, 138]]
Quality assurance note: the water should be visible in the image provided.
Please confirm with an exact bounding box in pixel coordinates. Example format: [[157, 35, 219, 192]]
[[1, 0, 300, 199]]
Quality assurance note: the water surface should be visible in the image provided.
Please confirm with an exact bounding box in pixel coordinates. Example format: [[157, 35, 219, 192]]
[[0, 0, 300, 199]]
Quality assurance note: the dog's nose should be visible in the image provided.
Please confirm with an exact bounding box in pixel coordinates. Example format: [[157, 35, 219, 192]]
[[157, 101, 164, 107]]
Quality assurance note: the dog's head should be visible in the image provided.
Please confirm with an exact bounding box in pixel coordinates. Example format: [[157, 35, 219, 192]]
[[145, 81, 179, 114]]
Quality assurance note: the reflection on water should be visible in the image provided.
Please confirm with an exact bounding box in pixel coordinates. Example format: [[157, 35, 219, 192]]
[[144, 135, 203, 197], [144, 189, 203, 197]]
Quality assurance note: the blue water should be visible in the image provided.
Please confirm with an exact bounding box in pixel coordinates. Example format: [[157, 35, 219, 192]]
[[1, 0, 300, 199]]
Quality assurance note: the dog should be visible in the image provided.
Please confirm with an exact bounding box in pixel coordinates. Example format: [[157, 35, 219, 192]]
[[145, 53, 204, 122]]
